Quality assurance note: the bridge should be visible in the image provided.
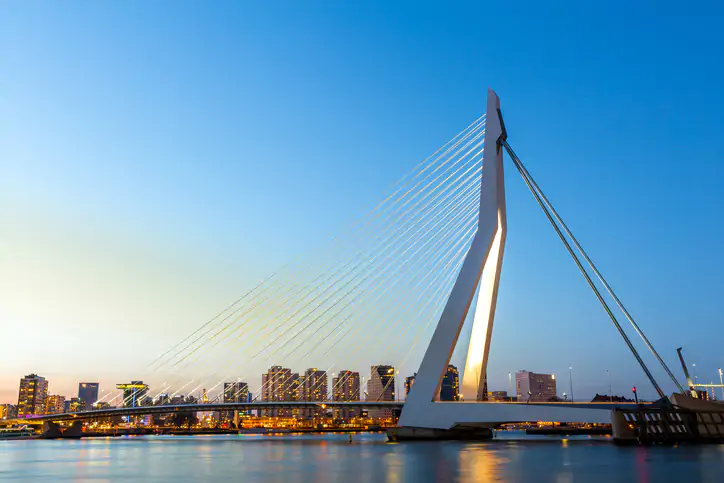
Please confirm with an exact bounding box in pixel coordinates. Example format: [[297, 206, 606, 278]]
[[10, 89, 689, 438], [21, 401, 645, 423]]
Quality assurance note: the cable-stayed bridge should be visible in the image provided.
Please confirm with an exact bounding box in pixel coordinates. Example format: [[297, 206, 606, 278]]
[[20, 89, 688, 438]]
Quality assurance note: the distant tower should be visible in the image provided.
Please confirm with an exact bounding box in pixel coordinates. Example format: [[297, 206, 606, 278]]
[[17, 374, 48, 417]]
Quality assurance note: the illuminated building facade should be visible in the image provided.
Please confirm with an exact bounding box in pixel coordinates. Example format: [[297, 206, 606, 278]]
[[223, 382, 249, 403], [0, 404, 17, 419], [487, 390, 509, 401], [222, 381, 249, 421], [516, 371, 557, 402], [332, 370, 360, 420], [404, 374, 416, 397], [300, 368, 328, 419], [45, 395, 66, 414], [440, 365, 460, 401], [367, 365, 395, 419], [78, 382, 99, 409], [17, 374, 48, 417], [261, 366, 297, 417], [117, 381, 149, 408]]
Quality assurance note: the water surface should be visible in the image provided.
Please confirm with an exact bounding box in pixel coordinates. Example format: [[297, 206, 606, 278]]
[[1, 432, 723, 482]]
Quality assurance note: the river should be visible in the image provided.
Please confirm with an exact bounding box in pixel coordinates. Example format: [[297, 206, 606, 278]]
[[1, 432, 723, 482]]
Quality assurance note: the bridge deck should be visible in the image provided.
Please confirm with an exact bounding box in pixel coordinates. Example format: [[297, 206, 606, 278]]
[[14, 401, 645, 423]]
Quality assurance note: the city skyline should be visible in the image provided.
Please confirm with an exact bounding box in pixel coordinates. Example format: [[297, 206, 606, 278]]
[[3, 3, 724, 405]]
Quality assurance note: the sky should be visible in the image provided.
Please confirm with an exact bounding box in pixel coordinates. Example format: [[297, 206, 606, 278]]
[[1, 1, 723, 404]]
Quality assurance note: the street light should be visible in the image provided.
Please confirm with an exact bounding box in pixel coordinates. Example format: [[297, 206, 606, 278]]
[[568, 366, 574, 403]]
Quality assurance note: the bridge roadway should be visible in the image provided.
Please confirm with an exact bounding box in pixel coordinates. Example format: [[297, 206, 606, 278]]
[[17, 400, 644, 423]]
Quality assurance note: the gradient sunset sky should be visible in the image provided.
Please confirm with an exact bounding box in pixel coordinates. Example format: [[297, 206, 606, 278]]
[[2, 1, 723, 403]]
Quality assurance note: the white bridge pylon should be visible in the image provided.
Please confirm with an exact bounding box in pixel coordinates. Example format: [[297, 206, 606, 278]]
[[399, 89, 611, 430]]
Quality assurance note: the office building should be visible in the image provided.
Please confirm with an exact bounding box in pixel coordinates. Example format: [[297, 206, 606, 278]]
[[516, 371, 557, 402], [367, 365, 395, 419], [17, 374, 49, 417], [440, 365, 460, 401], [78, 382, 99, 409], [332, 370, 360, 420], [117, 381, 149, 408], [45, 395, 66, 414]]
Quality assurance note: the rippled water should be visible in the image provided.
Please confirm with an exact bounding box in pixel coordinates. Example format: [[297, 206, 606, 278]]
[[1, 432, 723, 482]]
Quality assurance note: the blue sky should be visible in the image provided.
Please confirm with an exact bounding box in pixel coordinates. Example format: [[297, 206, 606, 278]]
[[1, 2, 723, 403]]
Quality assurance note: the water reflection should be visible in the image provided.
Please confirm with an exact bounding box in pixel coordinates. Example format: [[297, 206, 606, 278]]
[[0, 433, 722, 482]]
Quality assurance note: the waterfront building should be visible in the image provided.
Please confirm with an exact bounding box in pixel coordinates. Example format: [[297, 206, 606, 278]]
[[367, 365, 395, 419], [78, 382, 99, 408], [222, 381, 249, 421], [300, 368, 328, 419], [404, 374, 416, 397], [117, 381, 149, 408], [516, 371, 557, 402], [0, 404, 18, 419], [223, 382, 249, 403], [487, 390, 509, 401], [155, 393, 170, 405], [261, 366, 297, 417], [17, 374, 49, 417], [440, 365, 460, 401], [45, 395, 66, 414], [68, 397, 82, 412], [332, 370, 360, 420]]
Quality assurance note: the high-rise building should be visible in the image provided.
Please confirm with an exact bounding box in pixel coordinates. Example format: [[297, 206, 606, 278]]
[[440, 365, 460, 401], [367, 365, 396, 419], [332, 370, 360, 420], [78, 383, 99, 409], [300, 368, 328, 419], [223, 382, 249, 403], [117, 381, 149, 408], [516, 371, 557, 402], [0, 404, 18, 419], [222, 381, 249, 421], [404, 374, 416, 397], [261, 366, 297, 417], [17, 374, 49, 417], [45, 395, 66, 414]]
